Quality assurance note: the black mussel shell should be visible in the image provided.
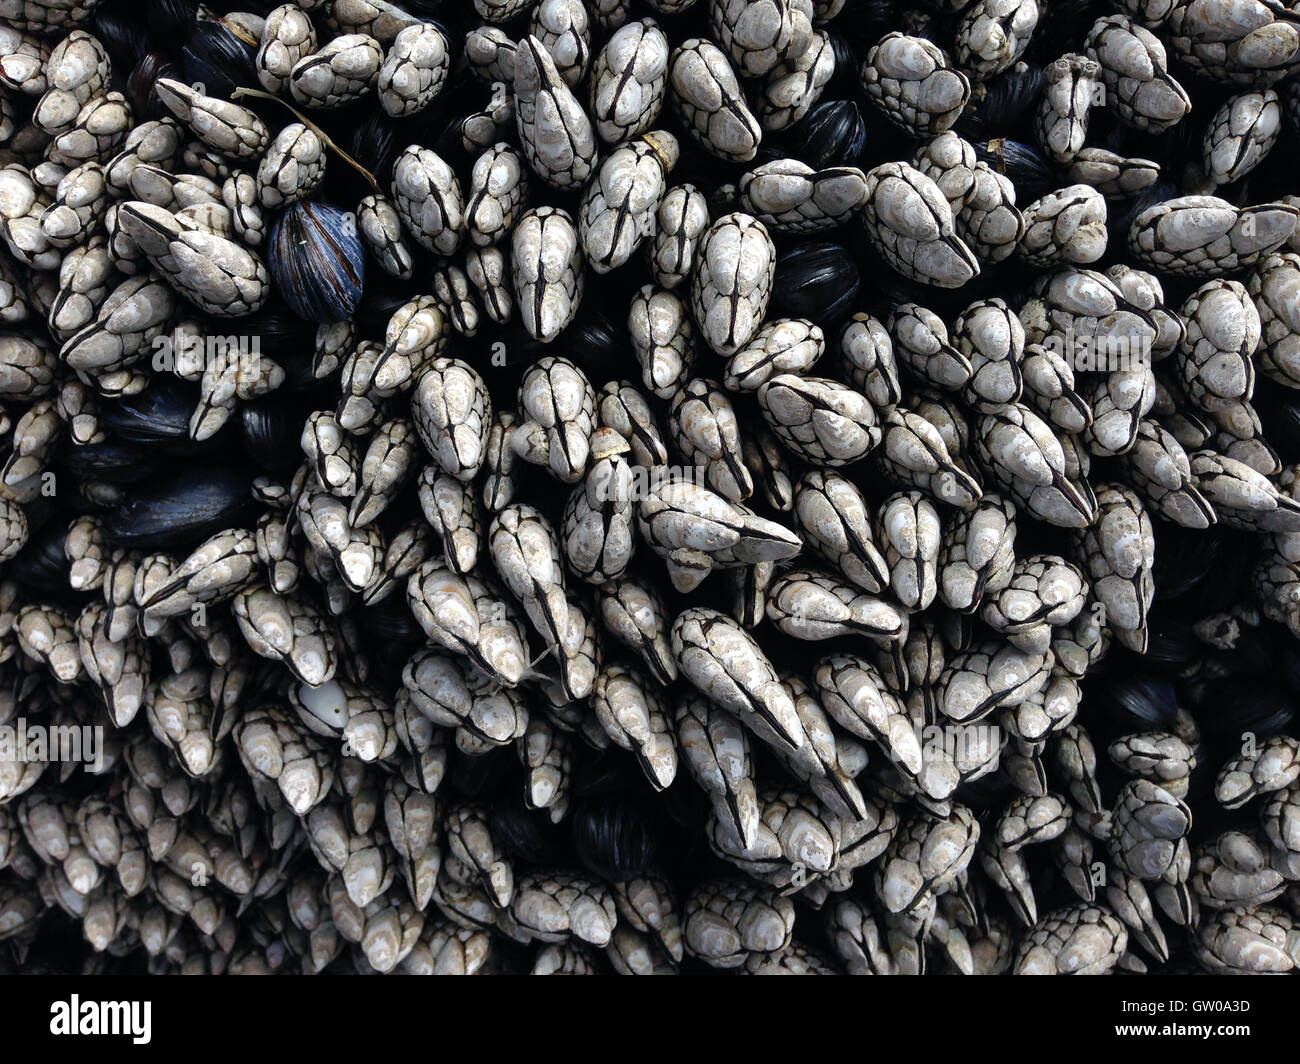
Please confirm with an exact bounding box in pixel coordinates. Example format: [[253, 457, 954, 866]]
[[269, 203, 366, 325], [433, 109, 477, 167], [1152, 525, 1251, 612], [128, 51, 182, 121], [9, 523, 72, 594], [1245, 134, 1300, 206], [958, 65, 1045, 141], [100, 379, 202, 447], [281, 357, 319, 395], [1215, 624, 1278, 677], [1142, 616, 1199, 671], [491, 795, 563, 866], [573, 749, 637, 798], [234, 308, 317, 354], [973, 139, 1056, 203], [230, 307, 318, 390], [954, 768, 1018, 813], [859, 270, 953, 320], [1088, 672, 1179, 732], [446, 746, 513, 799], [771, 241, 861, 329], [401, 0, 452, 18], [837, 0, 901, 51], [59, 438, 157, 484], [823, 30, 859, 96], [18, 492, 59, 539], [750, 141, 792, 171], [1030, 0, 1107, 57], [1279, 643, 1300, 696], [509, 306, 624, 386], [670, 141, 741, 194], [349, 113, 405, 187], [654, 774, 714, 835], [319, 102, 430, 200], [1253, 382, 1300, 464], [1140, 103, 1205, 170], [783, 99, 868, 170], [1194, 681, 1295, 741], [239, 398, 308, 472], [358, 597, 423, 643], [181, 17, 259, 99], [570, 794, 658, 883], [103, 463, 255, 548], [554, 307, 623, 377], [1111, 178, 1177, 240], [148, 0, 197, 35], [355, 289, 419, 338], [217, 0, 287, 13], [92, 9, 156, 68]]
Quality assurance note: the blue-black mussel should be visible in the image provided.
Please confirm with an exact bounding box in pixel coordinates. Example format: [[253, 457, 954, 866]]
[[268, 202, 366, 324], [771, 241, 862, 330], [103, 462, 256, 548], [782, 99, 869, 170], [181, 13, 260, 99], [100, 378, 208, 451]]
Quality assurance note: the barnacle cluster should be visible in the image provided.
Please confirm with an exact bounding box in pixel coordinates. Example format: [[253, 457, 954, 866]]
[[1, 0, 1300, 976]]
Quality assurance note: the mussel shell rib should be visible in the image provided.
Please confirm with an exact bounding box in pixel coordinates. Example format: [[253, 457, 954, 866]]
[[268, 202, 365, 324], [103, 465, 255, 549]]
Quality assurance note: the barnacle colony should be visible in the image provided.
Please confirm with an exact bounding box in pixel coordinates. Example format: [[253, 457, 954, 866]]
[[0, 0, 1299, 980]]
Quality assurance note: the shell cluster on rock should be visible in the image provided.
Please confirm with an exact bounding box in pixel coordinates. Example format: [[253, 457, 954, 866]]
[[0, 0, 1300, 977]]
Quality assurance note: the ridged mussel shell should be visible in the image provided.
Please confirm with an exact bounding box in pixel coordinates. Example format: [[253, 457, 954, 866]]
[[1194, 681, 1294, 741], [359, 597, 423, 644], [782, 99, 868, 170], [570, 794, 659, 883], [60, 438, 157, 484], [771, 241, 861, 329], [128, 51, 183, 121], [235, 307, 318, 390], [103, 463, 255, 548], [91, 9, 156, 69], [974, 139, 1055, 204], [148, 0, 198, 36], [1088, 671, 1179, 732], [492, 794, 564, 866], [350, 113, 406, 187], [268, 203, 366, 325], [10, 523, 74, 597], [100, 379, 204, 449], [240, 397, 311, 472], [959, 65, 1046, 141], [181, 15, 258, 98]]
